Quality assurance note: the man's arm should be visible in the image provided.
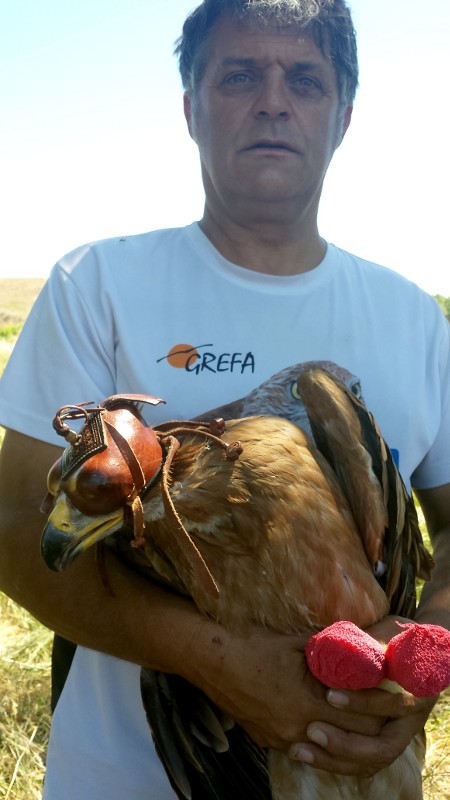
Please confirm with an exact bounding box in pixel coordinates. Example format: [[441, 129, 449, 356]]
[[415, 483, 450, 628], [1, 428, 385, 750], [0, 428, 207, 669]]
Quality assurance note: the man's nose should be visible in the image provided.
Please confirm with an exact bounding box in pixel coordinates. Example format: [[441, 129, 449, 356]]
[[254, 74, 291, 120]]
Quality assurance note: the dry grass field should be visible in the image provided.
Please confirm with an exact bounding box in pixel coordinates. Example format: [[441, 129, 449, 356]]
[[0, 279, 51, 799], [0, 279, 449, 797], [0, 279, 45, 379]]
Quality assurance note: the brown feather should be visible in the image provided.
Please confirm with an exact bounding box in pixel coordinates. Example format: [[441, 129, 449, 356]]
[[133, 416, 389, 634]]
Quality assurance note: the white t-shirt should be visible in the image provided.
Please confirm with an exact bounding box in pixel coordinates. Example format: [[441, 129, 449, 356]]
[[1, 223, 449, 798]]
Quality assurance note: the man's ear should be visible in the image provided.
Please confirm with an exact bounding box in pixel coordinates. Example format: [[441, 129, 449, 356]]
[[184, 93, 195, 140], [336, 104, 353, 148]]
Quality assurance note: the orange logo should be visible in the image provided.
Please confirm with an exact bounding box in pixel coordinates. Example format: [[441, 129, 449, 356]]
[[157, 344, 255, 375], [157, 344, 211, 369]]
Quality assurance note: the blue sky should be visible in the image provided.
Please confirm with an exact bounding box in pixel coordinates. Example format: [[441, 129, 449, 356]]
[[1, 0, 449, 295]]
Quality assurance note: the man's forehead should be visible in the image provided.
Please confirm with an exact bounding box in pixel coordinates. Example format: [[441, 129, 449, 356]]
[[204, 14, 333, 71]]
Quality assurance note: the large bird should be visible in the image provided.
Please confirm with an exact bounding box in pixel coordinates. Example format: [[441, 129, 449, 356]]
[[40, 364, 432, 800]]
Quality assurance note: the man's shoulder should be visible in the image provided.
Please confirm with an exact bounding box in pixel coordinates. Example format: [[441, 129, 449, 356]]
[[44, 224, 198, 293], [331, 244, 436, 300], [328, 244, 446, 330], [61, 224, 192, 268]]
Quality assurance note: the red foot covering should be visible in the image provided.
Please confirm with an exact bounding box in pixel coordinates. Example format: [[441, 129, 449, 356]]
[[385, 622, 450, 697], [306, 620, 450, 697], [305, 621, 387, 690]]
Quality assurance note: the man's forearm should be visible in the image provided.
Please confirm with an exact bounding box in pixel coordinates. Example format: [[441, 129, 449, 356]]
[[0, 428, 212, 676], [415, 524, 450, 630], [0, 505, 207, 672]]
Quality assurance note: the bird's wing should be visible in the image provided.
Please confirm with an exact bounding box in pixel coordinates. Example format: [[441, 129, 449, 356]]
[[140, 670, 271, 800], [298, 367, 434, 618]]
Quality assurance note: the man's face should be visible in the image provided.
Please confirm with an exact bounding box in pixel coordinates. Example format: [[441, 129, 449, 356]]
[[184, 14, 352, 223]]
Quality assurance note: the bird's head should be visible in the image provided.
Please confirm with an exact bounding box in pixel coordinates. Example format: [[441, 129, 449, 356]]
[[229, 360, 365, 436], [40, 394, 165, 571]]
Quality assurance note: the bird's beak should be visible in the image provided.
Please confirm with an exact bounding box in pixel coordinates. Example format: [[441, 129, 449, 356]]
[[40, 495, 124, 572]]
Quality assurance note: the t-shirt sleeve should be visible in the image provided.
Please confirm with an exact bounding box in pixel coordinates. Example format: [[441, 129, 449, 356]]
[[411, 310, 450, 490], [0, 248, 117, 446]]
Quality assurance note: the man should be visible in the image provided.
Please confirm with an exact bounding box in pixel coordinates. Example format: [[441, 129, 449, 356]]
[[1, 1, 449, 797]]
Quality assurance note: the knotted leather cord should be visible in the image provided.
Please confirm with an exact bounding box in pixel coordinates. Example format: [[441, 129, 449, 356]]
[[153, 422, 243, 598], [51, 399, 243, 599], [155, 419, 243, 462]]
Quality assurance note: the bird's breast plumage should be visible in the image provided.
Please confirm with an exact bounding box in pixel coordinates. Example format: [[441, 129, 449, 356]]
[[138, 416, 388, 634]]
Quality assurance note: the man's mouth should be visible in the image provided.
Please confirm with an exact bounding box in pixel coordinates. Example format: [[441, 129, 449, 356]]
[[246, 140, 297, 153]]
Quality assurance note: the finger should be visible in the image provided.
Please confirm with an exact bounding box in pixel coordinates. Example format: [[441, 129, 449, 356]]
[[321, 708, 383, 736], [326, 687, 435, 719], [289, 718, 417, 777], [237, 702, 382, 750], [289, 741, 385, 778]]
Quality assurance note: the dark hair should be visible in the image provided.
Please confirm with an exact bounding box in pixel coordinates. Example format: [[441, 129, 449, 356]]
[[175, 0, 358, 106]]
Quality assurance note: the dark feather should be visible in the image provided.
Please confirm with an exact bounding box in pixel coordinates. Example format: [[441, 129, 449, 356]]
[[140, 670, 271, 800], [298, 367, 433, 618]]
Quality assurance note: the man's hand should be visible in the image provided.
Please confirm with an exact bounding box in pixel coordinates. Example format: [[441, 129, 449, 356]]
[[285, 615, 436, 776], [179, 623, 392, 753], [186, 614, 434, 777], [289, 684, 434, 777]]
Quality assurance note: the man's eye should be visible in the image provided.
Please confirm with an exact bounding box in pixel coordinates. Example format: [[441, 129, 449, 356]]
[[225, 72, 254, 85], [290, 76, 323, 96], [229, 73, 249, 83]]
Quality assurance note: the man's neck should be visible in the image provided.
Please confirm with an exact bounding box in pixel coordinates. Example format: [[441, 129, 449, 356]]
[[199, 207, 326, 277]]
